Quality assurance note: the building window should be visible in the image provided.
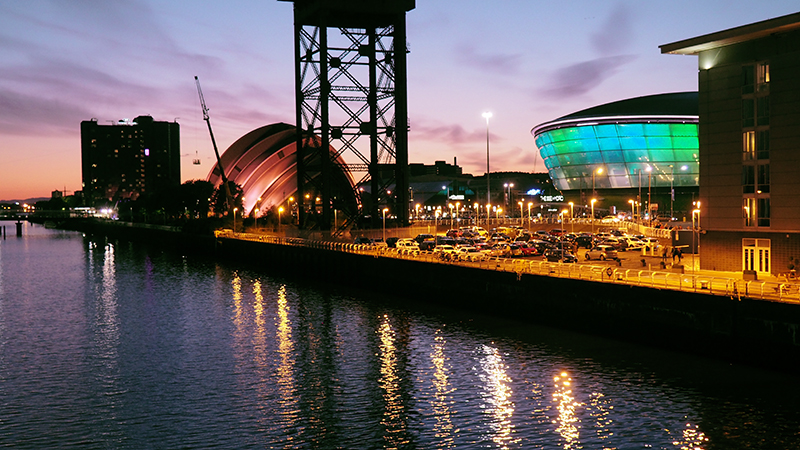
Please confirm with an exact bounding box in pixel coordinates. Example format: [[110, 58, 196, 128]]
[[742, 65, 755, 94], [757, 62, 770, 91], [743, 198, 756, 227], [742, 99, 755, 127], [758, 197, 770, 227], [757, 164, 770, 193], [757, 96, 770, 126], [743, 131, 755, 160], [742, 165, 755, 193]]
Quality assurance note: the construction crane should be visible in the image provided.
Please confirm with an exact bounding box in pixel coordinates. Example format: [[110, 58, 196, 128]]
[[195, 76, 233, 214]]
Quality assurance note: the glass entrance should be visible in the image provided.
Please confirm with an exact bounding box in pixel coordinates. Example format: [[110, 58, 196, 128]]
[[742, 238, 771, 274]]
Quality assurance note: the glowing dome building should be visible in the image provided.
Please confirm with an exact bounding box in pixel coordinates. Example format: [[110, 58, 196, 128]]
[[207, 122, 357, 216], [531, 92, 699, 217]]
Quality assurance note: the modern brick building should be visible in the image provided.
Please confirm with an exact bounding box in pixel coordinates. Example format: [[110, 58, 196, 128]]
[[81, 115, 180, 206], [661, 12, 800, 276]]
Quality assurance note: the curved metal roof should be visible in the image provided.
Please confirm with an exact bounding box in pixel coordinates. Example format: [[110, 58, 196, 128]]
[[554, 92, 698, 122], [207, 123, 356, 216]]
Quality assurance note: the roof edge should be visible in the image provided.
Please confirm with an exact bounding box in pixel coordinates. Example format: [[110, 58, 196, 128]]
[[660, 11, 800, 55]]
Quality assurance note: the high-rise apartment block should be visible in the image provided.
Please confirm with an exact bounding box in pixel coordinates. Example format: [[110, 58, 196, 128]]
[[81, 115, 180, 206]]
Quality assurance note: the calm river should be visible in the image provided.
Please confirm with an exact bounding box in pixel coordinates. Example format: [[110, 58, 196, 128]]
[[1, 222, 799, 449]]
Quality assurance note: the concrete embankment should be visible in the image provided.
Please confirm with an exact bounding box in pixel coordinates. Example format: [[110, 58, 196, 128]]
[[67, 219, 800, 374]]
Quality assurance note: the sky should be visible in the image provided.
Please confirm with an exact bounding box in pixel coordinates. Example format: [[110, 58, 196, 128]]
[[2, 0, 799, 201]]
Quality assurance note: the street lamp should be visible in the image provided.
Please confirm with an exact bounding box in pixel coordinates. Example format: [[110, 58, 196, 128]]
[[474, 202, 479, 225], [278, 206, 284, 233], [568, 201, 574, 235], [415, 203, 420, 221], [527, 202, 533, 229], [382, 208, 389, 243], [590, 199, 597, 234], [518, 201, 523, 225], [496, 207, 502, 221], [254, 208, 259, 230], [628, 199, 635, 224], [455, 201, 461, 227], [435, 208, 441, 235], [504, 183, 514, 210], [692, 201, 701, 271], [482, 111, 492, 205], [448, 203, 454, 229], [232, 207, 238, 234], [592, 167, 603, 197], [486, 204, 491, 225], [646, 166, 653, 223]]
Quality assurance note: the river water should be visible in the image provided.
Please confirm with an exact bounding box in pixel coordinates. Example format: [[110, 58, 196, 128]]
[[1, 222, 799, 449]]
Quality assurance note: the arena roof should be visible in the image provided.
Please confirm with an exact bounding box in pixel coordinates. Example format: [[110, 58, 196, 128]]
[[554, 92, 698, 122]]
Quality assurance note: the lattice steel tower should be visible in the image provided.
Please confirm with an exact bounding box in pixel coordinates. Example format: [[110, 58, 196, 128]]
[[280, 0, 414, 231]]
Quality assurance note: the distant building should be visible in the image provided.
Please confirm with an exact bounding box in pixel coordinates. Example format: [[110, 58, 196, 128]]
[[661, 12, 800, 276], [81, 116, 180, 206], [531, 92, 699, 220]]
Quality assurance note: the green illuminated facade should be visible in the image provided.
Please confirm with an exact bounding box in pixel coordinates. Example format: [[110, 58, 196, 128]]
[[531, 93, 699, 193]]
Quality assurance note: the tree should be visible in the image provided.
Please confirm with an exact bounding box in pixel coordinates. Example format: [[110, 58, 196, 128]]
[[211, 181, 244, 216]]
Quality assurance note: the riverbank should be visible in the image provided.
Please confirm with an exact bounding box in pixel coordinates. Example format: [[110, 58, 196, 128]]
[[61, 218, 800, 374]]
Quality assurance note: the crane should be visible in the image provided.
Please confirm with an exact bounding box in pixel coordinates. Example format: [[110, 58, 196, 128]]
[[195, 76, 233, 214]]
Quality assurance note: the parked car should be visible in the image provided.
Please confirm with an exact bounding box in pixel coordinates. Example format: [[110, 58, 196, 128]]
[[385, 237, 400, 248], [585, 244, 618, 261], [433, 245, 457, 259], [395, 238, 419, 254], [414, 234, 435, 244], [542, 249, 578, 263], [354, 237, 373, 245], [455, 246, 485, 261], [574, 234, 594, 248]]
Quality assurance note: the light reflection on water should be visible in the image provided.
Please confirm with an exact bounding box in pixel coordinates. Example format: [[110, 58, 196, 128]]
[[0, 224, 798, 449]]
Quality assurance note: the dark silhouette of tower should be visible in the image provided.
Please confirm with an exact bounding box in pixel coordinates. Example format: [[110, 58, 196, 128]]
[[280, 0, 414, 232]]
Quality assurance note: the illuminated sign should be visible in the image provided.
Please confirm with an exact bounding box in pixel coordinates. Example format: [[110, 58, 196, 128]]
[[526, 188, 542, 196], [540, 195, 564, 202]]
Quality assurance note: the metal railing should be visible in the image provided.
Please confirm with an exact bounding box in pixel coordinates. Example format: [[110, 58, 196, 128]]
[[216, 230, 800, 304]]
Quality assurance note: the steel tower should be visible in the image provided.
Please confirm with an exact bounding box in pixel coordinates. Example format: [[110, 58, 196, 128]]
[[280, 0, 414, 232]]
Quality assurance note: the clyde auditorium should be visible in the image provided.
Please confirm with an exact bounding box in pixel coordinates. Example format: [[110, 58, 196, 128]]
[[531, 92, 699, 220]]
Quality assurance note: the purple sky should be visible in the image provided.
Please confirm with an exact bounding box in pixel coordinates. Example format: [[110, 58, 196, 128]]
[[1, 1, 798, 200]]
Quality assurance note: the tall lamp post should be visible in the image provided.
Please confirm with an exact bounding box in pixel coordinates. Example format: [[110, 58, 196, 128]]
[[518, 201, 523, 226], [592, 167, 603, 197], [254, 208, 259, 230], [568, 201, 574, 235], [486, 204, 491, 226], [504, 183, 514, 210], [669, 164, 674, 220], [233, 207, 238, 234], [482, 112, 492, 205], [527, 202, 533, 229], [278, 206, 283, 233], [474, 202, 479, 225], [382, 208, 389, 243], [692, 202, 701, 271], [646, 166, 653, 223], [590, 199, 597, 234], [628, 199, 635, 224]]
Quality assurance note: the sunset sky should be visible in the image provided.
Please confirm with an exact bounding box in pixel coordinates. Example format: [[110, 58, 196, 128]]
[[2, 1, 798, 201]]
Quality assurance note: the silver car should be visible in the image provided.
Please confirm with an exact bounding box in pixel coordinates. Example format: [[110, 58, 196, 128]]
[[585, 244, 618, 261]]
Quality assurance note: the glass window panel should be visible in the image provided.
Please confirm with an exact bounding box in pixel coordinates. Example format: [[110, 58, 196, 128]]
[[742, 65, 755, 94], [670, 136, 698, 150], [543, 156, 557, 170], [616, 123, 644, 137], [742, 165, 755, 193], [744, 198, 755, 227], [594, 124, 618, 138], [758, 164, 770, 193], [561, 166, 584, 178], [582, 151, 605, 165], [650, 149, 676, 162], [623, 148, 650, 162], [563, 127, 582, 140], [576, 126, 596, 140], [674, 148, 698, 162], [757, 96, 769, 126], [597, 137, 621, 151], [758, 198, 770, 227], [757, 130, 770, 160], [608, 175, 632, 189], [602, 149, 625, 163], [643, 123, 671, 137], [552, 141, 570, 155], [742, 99, 754, 127], [575, 138, 600, 152], [619, 136, 647, 150], [550, 129, 568, 142], [646, 136, 673, 149], [669, 123, 697, 137]]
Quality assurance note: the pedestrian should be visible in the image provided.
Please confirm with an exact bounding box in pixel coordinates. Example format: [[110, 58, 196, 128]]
[[677, 248, 683, 263], [662, 246, 668, 261], [671, 247, 677, 263]]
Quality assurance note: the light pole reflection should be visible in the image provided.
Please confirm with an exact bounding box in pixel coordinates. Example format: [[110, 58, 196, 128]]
[[478, 344, 517, 448], [552, 371, 582, 449]]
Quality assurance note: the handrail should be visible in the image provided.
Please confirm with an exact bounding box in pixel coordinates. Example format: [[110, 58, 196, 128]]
[[215, 230, 800, 303]]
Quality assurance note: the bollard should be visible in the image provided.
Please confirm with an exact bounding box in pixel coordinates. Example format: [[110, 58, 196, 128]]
[[16, 221, 23, 237]]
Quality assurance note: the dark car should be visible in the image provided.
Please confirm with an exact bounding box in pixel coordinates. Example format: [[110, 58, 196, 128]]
[[385, 237, 400, 248], [542, 249, 578, 263], [574, 234, 594, 248], [354, 237, 373, 245], [414, 234, 435, 244]]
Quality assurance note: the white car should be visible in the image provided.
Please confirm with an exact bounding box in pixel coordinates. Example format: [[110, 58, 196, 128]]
[[455, 246, 485, 261], [433, 245, 457, 259], [395, 238, 420, 255]]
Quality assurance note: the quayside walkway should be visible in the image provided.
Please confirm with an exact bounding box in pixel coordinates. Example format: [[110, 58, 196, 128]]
[[216, 230, 800, 304]]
